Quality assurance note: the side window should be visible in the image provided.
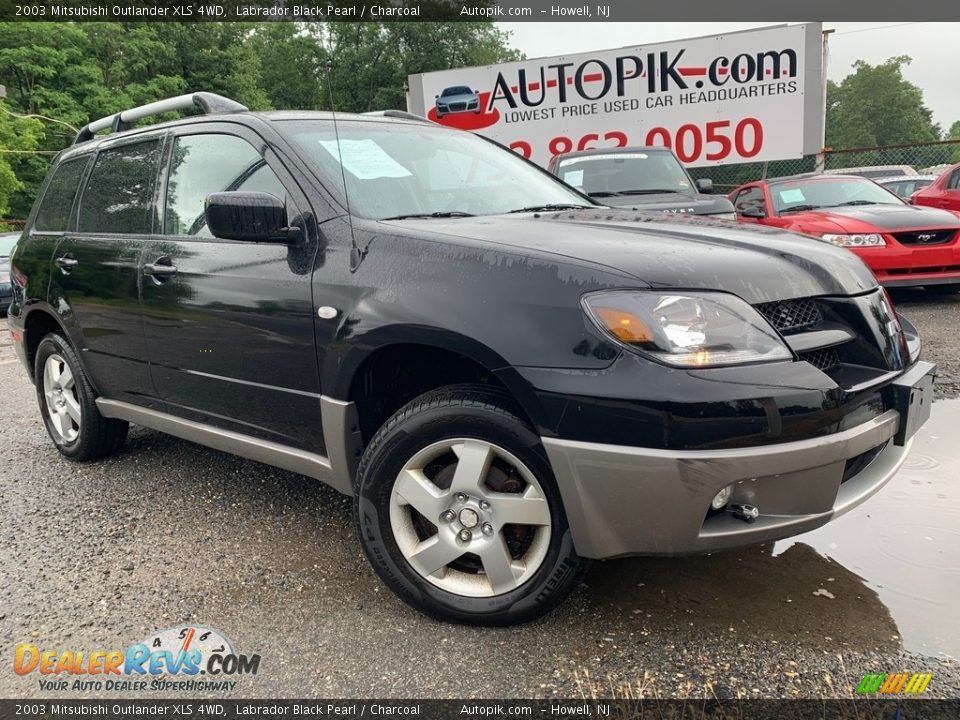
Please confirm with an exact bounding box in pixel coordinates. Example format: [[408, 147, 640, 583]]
[[734, 187, 764, 213], [947, 170, 960, 191], [33, 156, 89, 232], [78, 140, 162, 234], [164, 134, 288, 237]]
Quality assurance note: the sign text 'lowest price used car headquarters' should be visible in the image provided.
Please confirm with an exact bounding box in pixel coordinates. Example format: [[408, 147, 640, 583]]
[[408, 23, 824, 167]]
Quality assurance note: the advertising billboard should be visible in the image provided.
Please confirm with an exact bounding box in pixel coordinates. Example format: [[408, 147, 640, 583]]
[[408, 23, 824, 168]]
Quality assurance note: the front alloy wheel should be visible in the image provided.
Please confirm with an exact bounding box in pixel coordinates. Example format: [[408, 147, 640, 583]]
[[355, 384, 588, 625], [389, 438, 552, 597]]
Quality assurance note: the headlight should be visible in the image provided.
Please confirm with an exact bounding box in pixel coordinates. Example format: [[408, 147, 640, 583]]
[[820, 233, 886, 247], [582, 290, 792, 368]]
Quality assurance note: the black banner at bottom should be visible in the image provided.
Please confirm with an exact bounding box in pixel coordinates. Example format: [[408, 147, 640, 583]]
[[2, 699, 960, 720]]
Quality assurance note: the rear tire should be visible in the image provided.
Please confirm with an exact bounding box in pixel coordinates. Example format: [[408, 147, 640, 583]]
[[35, 333, 128, 461], [354, 384, 588, 625]]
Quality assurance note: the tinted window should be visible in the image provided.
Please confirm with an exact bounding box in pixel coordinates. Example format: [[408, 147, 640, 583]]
[[948, 171, 960, 190], [79, 140, 161, 234], [734, 187, 764, 212], [556, 152, 693, 196], [164, 134, 287, 237], [34, 157, 89, 231]]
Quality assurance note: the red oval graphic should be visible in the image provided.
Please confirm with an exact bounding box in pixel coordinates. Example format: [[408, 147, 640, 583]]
[[428, 92, 500, 130]]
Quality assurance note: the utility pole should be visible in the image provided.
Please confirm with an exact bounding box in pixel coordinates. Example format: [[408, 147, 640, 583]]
[[815, 29, 834, 175]]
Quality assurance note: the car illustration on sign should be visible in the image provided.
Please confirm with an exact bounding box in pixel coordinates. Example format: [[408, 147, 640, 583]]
[[434, 86, 481, 117]]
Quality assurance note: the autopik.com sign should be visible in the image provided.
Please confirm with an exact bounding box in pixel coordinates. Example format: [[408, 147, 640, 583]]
[[407, 23, 824, 168]]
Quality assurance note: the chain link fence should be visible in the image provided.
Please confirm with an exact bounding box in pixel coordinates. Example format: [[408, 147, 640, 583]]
[[688, 139, 960, 195]]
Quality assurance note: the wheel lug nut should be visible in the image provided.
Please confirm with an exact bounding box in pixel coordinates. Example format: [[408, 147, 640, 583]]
[[481, 523, 493, 536], [479, 500, 490, 511], [455, 493, 467, 503], [458, 529, 472, 542], [440, 510, 456, 523]]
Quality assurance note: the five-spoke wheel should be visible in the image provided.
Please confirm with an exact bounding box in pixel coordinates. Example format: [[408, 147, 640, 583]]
[[355, 384, 588, 625]]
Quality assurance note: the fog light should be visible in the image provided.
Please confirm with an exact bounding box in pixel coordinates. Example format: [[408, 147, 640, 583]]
[[711, 485, 734, 510]]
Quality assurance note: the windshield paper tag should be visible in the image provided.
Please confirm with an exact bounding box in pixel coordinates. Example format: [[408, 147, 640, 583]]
[[563, 170, 584, 187], [318, 139, 412, 180], [779, 188, 806, 204]]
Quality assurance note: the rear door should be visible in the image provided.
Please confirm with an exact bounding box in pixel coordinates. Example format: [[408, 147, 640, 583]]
[[50, 136, 164, 404], [139, 124, 324, 451]]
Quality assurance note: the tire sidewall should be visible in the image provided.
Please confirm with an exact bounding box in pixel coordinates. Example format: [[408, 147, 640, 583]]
[[356, 400, 583, 625]]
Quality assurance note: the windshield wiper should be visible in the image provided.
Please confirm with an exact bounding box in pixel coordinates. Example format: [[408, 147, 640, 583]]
[[780, 204, 822, 213], [380, 211, 475, 220], [587, 191, 622, 197], [506, 204, 594, 213], [828, 200, 885, 207], [618, 189, 684, 195]]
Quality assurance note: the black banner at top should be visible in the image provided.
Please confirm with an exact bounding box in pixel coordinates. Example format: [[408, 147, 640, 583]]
[[1, 0, 960, 21]]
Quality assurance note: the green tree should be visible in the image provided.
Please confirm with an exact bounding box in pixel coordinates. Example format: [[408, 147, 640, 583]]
[[826, 56, 941, 149], [946, 120, 960, 163], [0, 109, 44, 221]]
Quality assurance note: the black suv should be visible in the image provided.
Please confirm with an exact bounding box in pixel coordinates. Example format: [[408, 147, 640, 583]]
[[8, 93, 935, 625]]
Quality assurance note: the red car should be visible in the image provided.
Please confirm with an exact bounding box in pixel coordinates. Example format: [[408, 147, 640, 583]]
[[911, 161, 960, 212], [730, 174, 960, 293]]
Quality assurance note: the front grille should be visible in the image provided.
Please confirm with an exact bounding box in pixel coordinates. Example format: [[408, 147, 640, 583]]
[[756, 298, 823, 334], [887, 264, 960, 275], [798, 346, 840, 371], [892, 229, 956, 246], [841, 442, 888, 484], [449, 102, 466, 111]]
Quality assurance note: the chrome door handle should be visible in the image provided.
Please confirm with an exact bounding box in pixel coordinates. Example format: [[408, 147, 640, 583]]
[[143, 261, 178, 277], [55, 255, 78, 272]]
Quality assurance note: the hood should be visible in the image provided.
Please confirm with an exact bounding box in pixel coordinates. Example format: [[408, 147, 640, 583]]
[[598, 193, 735, 215], [380, 209, 877, 304], [789, 203, 960, 231]]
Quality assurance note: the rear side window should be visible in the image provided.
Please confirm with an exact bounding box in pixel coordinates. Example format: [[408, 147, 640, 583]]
[[78, 140, 162, 234], [33, 157, 89, 231]]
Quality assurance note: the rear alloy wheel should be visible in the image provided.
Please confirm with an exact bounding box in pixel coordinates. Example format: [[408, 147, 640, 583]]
[[355, 385, 588, 625], [42, 353, 81, 444], [35, 333, 129, 461]]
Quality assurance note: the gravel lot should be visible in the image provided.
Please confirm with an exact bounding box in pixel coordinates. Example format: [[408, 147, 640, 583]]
[[1, 290, 958, 700]]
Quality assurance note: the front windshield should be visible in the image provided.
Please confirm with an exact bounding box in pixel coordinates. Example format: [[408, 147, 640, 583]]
[[556, 151, 694, 197], [771, 177, 904, 214], [442, 87, 472, 97], [0, 233, 19, 255], [278, 120, 592, 219]]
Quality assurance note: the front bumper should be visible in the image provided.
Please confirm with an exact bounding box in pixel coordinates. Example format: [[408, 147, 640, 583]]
[[543, 407, 910, 559]]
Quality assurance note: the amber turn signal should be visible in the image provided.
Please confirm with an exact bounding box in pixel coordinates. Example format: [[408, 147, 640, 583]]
[[592, 306, 653, 343]]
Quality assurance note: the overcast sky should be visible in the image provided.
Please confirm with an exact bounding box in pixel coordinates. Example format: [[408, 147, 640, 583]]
[[497, 22, 960, 131]]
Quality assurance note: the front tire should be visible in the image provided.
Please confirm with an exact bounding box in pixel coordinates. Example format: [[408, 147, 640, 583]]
[[35, 333, 128, 461], [354, 385, 588, 625]]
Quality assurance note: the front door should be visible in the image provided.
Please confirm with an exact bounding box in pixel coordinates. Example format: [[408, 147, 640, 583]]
[[139, 127, 324, 451]]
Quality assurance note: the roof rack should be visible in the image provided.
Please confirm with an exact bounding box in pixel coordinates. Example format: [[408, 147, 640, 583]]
[[363, 110, 432, 123], [74, 92, 248, 145]]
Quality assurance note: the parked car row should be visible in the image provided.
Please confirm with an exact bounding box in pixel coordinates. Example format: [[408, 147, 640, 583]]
[[0, 232, 17, 316]]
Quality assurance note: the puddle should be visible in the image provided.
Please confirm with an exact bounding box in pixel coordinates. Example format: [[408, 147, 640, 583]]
[[775, 397, 960, 659]]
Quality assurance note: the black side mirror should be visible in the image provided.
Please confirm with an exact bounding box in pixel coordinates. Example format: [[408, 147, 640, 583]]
[[696, 178, 713, 194], [205, 192, 297, 243], [740, 206, 766, 219]]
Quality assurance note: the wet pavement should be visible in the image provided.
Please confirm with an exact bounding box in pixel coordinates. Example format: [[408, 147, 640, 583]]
[[776, 398, 960, 660], [0, 302, 958, 698]]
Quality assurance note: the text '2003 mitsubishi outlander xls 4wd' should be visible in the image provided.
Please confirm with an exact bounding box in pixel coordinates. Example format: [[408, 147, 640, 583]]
[[8, 93, 935, 625]]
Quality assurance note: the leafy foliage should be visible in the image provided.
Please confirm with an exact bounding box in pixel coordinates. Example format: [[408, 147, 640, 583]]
[[0, 20, 520, 219]]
